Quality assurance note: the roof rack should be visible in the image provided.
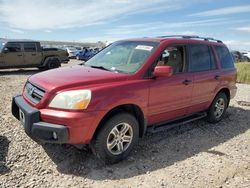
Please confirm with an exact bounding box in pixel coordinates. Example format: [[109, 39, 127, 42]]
[[157, 35, 223, 43]]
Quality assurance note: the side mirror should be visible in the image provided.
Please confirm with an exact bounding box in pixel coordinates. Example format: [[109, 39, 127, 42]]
[[153, 66, 173, 78]]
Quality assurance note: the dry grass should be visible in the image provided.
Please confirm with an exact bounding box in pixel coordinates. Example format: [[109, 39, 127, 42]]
[[236, 62, 250, 84]]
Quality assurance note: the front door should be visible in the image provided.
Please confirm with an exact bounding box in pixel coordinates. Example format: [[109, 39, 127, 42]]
[[3, 42, 24, 67], [148, 44, 193, 125]]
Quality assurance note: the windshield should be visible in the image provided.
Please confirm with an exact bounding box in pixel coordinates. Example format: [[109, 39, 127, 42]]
[[85, 41, 158, 74]]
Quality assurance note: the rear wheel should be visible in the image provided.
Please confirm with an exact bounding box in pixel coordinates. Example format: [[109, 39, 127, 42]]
[[90, 113, 139, 164], [46, 58, 60, 70], [207, 92, 228, 123]]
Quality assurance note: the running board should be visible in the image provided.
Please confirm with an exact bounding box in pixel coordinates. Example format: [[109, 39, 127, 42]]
[[147, 112, 207, 134]]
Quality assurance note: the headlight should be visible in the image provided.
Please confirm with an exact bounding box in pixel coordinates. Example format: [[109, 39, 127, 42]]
[[49, 90, 91, 110]]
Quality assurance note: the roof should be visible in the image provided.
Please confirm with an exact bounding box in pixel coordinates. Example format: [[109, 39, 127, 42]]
[[0, 38, 38, 43]]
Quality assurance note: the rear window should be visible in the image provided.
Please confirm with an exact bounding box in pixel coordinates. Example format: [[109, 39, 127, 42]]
[[189, 44, 216, 72], [24, 43, 37, 52], [215, 46, 234, 69]]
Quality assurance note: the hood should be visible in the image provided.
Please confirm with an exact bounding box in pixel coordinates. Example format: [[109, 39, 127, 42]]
[[29, 65, 129, 93]]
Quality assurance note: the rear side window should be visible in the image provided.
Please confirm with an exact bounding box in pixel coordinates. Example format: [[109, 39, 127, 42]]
[[24, 43, 37, 52], [5, 43, 21, 52], [189, 44, 215, 72], [214, 46, 234, 69]]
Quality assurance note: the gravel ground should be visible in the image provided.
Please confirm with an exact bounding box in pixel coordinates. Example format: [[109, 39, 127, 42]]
[[0, 60, 250, 188]]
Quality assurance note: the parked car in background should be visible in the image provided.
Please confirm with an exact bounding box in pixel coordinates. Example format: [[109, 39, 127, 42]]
[[231, 51, 245, 62], [241, 51, 250, 62], [0, 40, 69, 69], [76, 48, 100, 61], [12, 36, 237, 164], [65, 46, 79, 58]]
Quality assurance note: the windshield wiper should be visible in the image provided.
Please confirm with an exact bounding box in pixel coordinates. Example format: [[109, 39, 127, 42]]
[[89, 65, 111, 72]]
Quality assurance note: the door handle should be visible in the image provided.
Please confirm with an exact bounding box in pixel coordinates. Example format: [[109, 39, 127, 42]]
[[31, 54, 36, 56], [182, 80, 192, 85], [214, 75, 221, 80], [17, 54, 22, 56]]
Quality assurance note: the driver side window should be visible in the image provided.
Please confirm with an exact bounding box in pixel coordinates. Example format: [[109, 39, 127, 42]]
[[156, 45, 186, 74], [5, 42, 21, 53]]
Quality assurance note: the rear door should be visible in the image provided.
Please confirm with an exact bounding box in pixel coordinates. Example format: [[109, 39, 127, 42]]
[[188, 44, 220, 114], [148, 44, 194, 125], [3, 42, 24, 67], [23, 42, 42, 66]]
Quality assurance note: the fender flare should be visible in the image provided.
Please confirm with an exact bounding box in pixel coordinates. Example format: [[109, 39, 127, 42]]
[[41, 56, 61, 67]]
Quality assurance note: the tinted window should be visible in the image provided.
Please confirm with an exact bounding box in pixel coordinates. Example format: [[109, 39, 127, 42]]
[[156, 46, 185, 74], [190, 45, 215, 72], [5, 43, 21, 52], [24, 43, 36, 52], [215, 46, 234, 69]]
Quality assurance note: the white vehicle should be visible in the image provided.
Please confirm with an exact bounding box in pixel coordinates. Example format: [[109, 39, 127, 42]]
[[65, 47, 79, 58], [241, 51, 250, 62]]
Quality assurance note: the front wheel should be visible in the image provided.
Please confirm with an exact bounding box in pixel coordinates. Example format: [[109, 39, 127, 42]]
[[90, 113, 139, 164], [207, 92, 228, 123]]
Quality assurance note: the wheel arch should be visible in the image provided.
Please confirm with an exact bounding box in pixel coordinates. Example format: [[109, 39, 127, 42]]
[[93, 104, 147, 140], [41, 55, 61, 67], [216, 88, 230, 107]]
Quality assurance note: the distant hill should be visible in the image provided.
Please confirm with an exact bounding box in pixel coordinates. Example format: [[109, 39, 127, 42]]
[[0, 38, 105, 48]]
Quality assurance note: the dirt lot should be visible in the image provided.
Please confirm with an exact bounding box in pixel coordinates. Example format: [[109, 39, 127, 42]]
[[0, 60, 250, 188]]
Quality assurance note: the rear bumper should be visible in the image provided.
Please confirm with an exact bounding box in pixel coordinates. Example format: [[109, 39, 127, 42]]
[[12, 95, 68, 143]]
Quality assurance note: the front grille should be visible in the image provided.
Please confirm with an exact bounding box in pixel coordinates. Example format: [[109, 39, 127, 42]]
[[25, 82, 45, 104]]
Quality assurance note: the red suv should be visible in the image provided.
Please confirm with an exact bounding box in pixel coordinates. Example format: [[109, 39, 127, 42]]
[[12, 36, 237, 164]]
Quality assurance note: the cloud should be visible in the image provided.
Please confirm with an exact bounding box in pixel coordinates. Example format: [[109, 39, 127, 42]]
[[105, 18, 231, 36], [235, 26, 250, 33], [224, 40, 250, 51], [44, 30, 52, 33], [190, 5, 250, 17], [0, 0, 185, 30], [9, 28, 24, 34]]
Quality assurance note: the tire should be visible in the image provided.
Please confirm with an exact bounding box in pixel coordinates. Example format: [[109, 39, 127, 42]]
[[46, 58, 60, 70], [207, 92, 228, 123], [90, 113, 139, 164]]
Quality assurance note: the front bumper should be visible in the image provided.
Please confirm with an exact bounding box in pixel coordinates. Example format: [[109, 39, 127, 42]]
[[12, 95, 68, 143]]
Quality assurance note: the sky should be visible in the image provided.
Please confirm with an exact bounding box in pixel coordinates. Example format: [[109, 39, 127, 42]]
[[0, 0, 250, 50]]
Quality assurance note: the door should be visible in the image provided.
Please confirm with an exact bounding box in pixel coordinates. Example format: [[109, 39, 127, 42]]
[[148, 45, 193, 125], [23, 42, 42, 66], [188, 44, 220, 114], [3, 42, 24, 67], [0, 53, 4, 67]]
